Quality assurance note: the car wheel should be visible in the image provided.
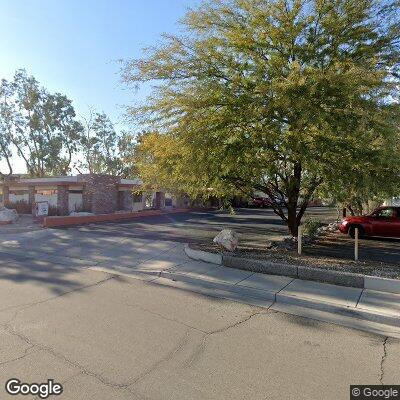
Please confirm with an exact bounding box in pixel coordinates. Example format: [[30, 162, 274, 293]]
[[348, 225, 364, 239]]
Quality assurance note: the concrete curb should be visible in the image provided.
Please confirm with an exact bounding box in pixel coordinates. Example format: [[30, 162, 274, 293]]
[[364, 276, 400, 294], [185, 244, 400, 294], [223, 255, 298, 278], [184, 244, 222, 265]]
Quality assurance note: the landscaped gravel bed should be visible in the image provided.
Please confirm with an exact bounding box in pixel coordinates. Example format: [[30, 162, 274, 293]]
[[190, 234, 400, 279]]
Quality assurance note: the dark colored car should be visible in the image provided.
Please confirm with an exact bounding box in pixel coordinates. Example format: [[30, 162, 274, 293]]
[[339, 206, 400, 238], [250, 197, 285, 208], [250, 197, 272, 207]]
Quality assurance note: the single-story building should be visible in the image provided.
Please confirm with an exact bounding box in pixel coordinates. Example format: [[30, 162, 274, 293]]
[[0, 174, 181, 216]]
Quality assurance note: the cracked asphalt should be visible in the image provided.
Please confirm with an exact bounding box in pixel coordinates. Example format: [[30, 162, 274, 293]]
[[0, 216, 399, 399]]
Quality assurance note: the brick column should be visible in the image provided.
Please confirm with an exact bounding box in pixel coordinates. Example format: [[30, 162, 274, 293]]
[[82, 184, 92, 213], [28, 186, 35, 205], [117, 191, 124, 211], [2, 185, 10, 206], [155, 192, 165, 209], [57, 186, 69, 216], [28, 186, 35, 215], [82, 175, 119, 214]]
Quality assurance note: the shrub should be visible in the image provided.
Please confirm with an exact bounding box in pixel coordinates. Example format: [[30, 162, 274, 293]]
[[303, 218, 324, 238], [6, 200, 32, 214]]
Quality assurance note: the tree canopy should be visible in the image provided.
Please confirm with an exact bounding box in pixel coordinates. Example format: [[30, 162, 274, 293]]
[[0, 69, 136, 178], [77, 110, 136, 176], [124, 0, 400, 235], [0, 69, 82, 177]]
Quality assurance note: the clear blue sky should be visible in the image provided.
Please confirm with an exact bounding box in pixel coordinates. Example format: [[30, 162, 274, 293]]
[[0, 0, 199, 134]]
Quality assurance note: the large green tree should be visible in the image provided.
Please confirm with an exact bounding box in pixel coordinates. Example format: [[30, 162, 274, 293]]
[[77, 110, 136, 177], [0, 79, 13, 177], [0, 69, 82, 177], [124, 0, 400, 236]]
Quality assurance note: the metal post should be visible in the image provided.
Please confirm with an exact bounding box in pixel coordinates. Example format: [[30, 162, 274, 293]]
[[297, 225, 302, 256], [354, 228, 359, 261]]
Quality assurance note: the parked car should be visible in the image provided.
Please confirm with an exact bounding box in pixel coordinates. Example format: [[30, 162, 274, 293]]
[[339, 206, 400, 238], [250, 197, 271, 207], [249, 197, 285, 208]]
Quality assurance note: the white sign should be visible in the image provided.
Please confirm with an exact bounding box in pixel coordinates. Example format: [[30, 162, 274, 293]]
[[35, 201, 49, 217]]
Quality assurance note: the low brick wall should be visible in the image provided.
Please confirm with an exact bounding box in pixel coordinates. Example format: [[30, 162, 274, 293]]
[[43, 208, 187, 228]]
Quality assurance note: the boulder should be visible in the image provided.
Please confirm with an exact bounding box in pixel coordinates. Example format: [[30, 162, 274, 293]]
[[213, 229, 239, 251], [274, 236, 297, 250], [316, 222, 339, 235], [0, 207, 19, 224]]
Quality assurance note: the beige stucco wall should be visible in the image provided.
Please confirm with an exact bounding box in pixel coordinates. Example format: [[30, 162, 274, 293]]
[[34, 194, 58, 207]]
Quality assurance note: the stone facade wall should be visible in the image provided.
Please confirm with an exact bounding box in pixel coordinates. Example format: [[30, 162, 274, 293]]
[[57, 186, 69, 216], [82, 187, 92, 213], [28, 186, 35, 205], [79, 174, 119, 214], [2, 185, 9, 206], [155, 191, 165, 209], [28, 186, 35, 214]]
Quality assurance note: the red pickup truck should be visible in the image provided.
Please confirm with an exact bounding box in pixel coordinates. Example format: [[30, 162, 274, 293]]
[[339, 206, 400, 238]]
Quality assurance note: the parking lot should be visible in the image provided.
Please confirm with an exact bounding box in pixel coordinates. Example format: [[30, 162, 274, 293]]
[[69, 207, 338, 246], [54, 207, 400, 267]]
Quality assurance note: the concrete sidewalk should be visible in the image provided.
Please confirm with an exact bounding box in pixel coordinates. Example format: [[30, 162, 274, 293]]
[[155, 261, 400, 338]]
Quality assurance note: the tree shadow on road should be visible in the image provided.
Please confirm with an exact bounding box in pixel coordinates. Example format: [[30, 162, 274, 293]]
[[0, 253, 129, 297]]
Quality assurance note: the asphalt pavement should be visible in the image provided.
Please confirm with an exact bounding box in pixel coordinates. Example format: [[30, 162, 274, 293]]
[[70, 207, 338, 247], [1, 208, 400, 399], [64, 207, 400, 264], [0, 225, 399, 399]]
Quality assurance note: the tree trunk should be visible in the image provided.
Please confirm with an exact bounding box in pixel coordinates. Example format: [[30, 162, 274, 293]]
[[347, 205, 355, 216], [287, 201, 298, 237]]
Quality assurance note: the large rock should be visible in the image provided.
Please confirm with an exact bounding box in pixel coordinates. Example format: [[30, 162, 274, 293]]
[[317, 222, 340, 235], [213, 229, 239, 252], [0, 207, 19, 224]]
